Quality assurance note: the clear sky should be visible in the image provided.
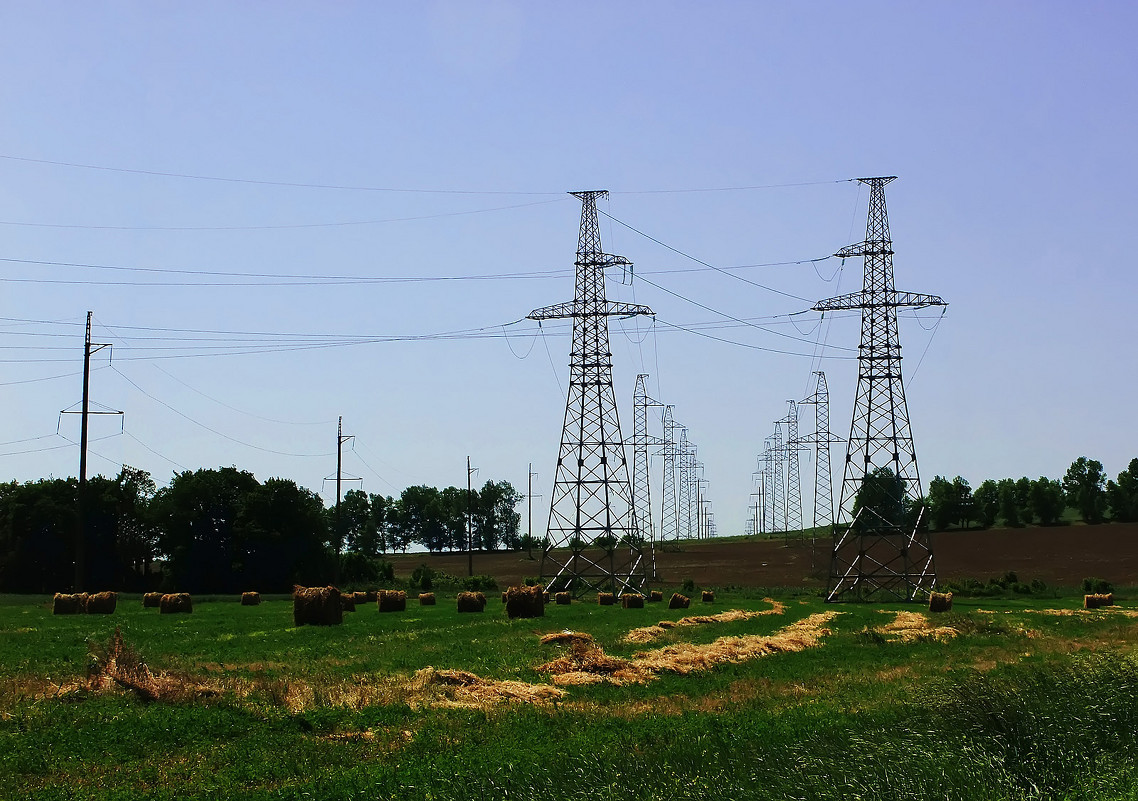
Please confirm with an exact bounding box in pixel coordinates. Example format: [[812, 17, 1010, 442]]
[[0, 1, 1133, 538]]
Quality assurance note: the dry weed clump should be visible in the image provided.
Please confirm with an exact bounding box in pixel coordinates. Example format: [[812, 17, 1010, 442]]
[[86, 591, 117, 614], [929, 591, 953, 613], [669, 593, 691, 609], [160, 593, 193, 614], [410, 668, 565, 708], [378, 589, 408, 612], [292, 586, 341, 626], [874, 610, 957, 643], [142, 592, 163, 608], [240, 592, 261, 606], [52, 593, 87, 615], [505, 585, 545, 619], [632, 611, 841, 675], [622, 600, 789, 644], [81, 627, 217, 703], [457, 591, 487, 613]]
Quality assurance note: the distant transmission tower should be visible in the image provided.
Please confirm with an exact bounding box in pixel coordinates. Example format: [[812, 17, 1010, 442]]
[[799, 371, 842, 532], [632, 374, 664, 579], [677, 430, 694, 539], [770, 422, 785, 533], [528, 190, 654, 596], [761, 438, 775, 535], [814, 177, 947, 601], [778, 400, 804, 540], [660, 405, 679, 542]]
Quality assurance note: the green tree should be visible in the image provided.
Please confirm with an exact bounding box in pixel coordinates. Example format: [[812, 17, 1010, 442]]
[[474, 479, 522, 551], [927, 475, 973, 530], [1063, 457, 1107, 524], [395, 485, 445, 552], [366, 493, 396, 555], [1014, 477, 1034, 525], [237, 477, 330, 591], [851, 467, 919, 532], [972, 480, 1000, 529], [997, 479, 1021, 527], [1106, 459, 1138, 522], [0, 478, 77, 593], [335, 489, 374, 555], [1029, 477, 1065, 526]]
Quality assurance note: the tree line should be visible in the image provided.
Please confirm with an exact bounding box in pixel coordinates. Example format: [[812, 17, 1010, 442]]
[[0, 466, 523, 594]]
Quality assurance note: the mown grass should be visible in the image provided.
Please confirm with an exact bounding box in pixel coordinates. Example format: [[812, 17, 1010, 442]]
[[2, 591, 1138, 799]]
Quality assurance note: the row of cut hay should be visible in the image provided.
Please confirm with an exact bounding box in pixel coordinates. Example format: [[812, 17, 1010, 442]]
[[623, 599, 788, 644], [378, 589, 407, 612], [874, 610, 957, 643], [457, 591, 487, 613], [929, 591, 953, 613], [1086, 593, 1115, 609], [535, 631, 650, 686], [293, 585, 341, 626], [505, 585, 545, 619], [53, 591, 119, 615]]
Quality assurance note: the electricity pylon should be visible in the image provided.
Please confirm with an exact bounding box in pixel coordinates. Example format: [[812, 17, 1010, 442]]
[[632, 374, 664, 579], [660, 405, 680, 542], [761, 438, 775, 535], [677, 429, 694, 539], [814, 177, 947, 602], [778, 400, 804, 542], [799, 371, 842, 532], [528, 190, 654, 596], [770, 422, 785, 533]]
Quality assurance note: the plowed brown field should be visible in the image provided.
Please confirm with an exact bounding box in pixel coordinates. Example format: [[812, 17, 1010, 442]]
[[387, 523, 1138, 589]]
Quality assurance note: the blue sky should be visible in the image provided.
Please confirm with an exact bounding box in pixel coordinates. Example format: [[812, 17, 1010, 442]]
[[0, 1, 1133, 537]]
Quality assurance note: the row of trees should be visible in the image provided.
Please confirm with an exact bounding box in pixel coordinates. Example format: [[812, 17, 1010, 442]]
[[926, 457, 1138, 531], [0, 466, 523, 594]]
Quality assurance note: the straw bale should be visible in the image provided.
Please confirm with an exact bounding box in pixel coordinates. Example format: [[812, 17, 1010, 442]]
[[701, 591, 715, 603], [536, 632, 651, 686], [505, 585, 545, 619], [378, 589, 407, 612], [160, 593, 193, 614], [52, 592, 87, 615], [501, 592, 508, 603], [365, 590, 378, 603], [928, 591, 953, 613], [291, 585, 341, 626], [543, 591, 551, 603], [648, 590, 663, 603], [621, 593, 645, 609], [555, 592, 571, 605], [598, 592, 615, 606], [240, 592, 261, 606], [340, 594, 357, 612], [622, 600, 787, 644], [669, 593, 691, 609], [457, 591, 487, 613], [86, 591, 117, 614], [419, 592, 436, 606], [352, 591, 369, 605], [142, 592, 162, 608], [1085, 593, 1114, 609]]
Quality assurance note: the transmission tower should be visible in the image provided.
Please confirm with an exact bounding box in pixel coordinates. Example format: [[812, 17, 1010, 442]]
[[528, 190, 654, 596], [632, 374, 664, 579], [761, 439, 775, 535], [799, 371, 842, 532], [660, 405, 679, 542], [813, 177, 947, 602], [778, 400, 804, 540], [770, 422, 785, 533], [677, 429, 694, 539]]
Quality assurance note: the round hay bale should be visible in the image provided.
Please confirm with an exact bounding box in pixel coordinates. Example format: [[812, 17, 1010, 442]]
[[505, 585, 545, 619], [621, 593, 645, 609], [648, 590, 663, 603], [419, 592, 436, 606], [377, 590, 407, 612], [352, 591, 369, 605], [555, 592, 572, 605], [340, 594, 357, 612], [86, 591, 117, 614], [597, 592, 615, 606], [668, 592, 690, 610], [160, 593, 193, 614], [928, 591, 953, 613], [457, 591, 487, 613], [240, 592, 261, 606], [291, 585, 340, 626], [142, 592, 163, 608], [701, 591, 715, 603], [52, 592, 86, 615], [365, 590, 378, 603]]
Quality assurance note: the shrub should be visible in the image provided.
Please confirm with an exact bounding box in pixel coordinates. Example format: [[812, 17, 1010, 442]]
[[681, 578, 696, 593], [1083, 577, 1113, 594], [410, 564, 435, 592], [463, 575, 498, 592]]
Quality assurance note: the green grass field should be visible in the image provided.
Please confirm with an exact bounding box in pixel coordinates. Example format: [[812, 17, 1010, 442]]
[[3, 589, 1138, 800]]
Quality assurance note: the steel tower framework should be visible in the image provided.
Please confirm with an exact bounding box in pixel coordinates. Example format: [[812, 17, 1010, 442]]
[[799, 371, 842, 532], [813, 177, 947, 601], [779, 401, 804, 538], [770, 422, 785, 533], [528, 191, 654, 596], [761, 439, 775, 535], [660, 405, 679, 542], [677, 430, 695, 539], [632, 374, 664, 578]]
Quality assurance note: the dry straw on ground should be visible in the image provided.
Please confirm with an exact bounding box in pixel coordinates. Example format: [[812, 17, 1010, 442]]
[[240, 592, 261, 606], [874, 610, 957, 643], [536, 632, 650, 686], [82, 627, 217, 703], [505, 585, 545, 619], [86, 591, 117, 614], [457, 591, 487, 613], [378, 590, 407, 612], [292, 586, 341, 626], [669, 593, 691, 609], [418, 592, 436, 606], [160, 593, 193, 615], [142, 592, 162, 608], [928, 591, 953, 613], [622, 599, 788, 644], [52, 593, 87, 615], [410, 668, 565, 709]]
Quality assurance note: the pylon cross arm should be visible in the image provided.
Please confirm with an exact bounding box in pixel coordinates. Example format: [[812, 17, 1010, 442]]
[[813, 290, 947, 313], [527, 300, 654, 321]]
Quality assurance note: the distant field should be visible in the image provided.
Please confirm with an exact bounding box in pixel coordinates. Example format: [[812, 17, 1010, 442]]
[[3, 590, 1138, 799]]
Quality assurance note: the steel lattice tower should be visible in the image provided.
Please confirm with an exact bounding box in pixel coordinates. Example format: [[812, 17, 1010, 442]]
[[660, 405, 679, 542], [632, 374, 664, 578], [677, 430, 694, 539], [761, 439, 775, 535], [528, 190, 654, 596], [779, 401, 804, 538], [799, 371, 842, 532], [770, 422, 785, 533], [814, 177, 947, 602]]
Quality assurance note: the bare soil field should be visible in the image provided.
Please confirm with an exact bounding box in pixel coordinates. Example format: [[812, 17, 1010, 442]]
[[387, 522, 1138, 589]]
